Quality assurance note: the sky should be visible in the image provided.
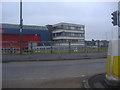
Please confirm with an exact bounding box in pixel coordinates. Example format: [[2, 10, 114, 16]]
[[1, 1, 118, 40]]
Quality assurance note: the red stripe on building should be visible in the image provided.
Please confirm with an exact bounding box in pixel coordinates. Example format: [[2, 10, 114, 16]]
[[0, 30, 4, 33], [2, 34, 40, 48]]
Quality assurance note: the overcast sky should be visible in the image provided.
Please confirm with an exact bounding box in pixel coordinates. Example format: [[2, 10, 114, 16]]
[[2, 2, 118, 40]]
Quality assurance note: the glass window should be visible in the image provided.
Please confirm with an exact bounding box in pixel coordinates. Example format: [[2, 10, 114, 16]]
[[81, 27, 84, 30], [70, 26, 75, 30]]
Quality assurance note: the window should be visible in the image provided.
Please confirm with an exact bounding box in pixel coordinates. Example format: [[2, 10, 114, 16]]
[[81, 27, 84, 30], [70, 26, 75, 30]]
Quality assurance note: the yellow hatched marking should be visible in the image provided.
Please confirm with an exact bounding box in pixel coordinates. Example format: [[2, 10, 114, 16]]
[[113, 56, 120, 77], [107, 56, 111, 75]]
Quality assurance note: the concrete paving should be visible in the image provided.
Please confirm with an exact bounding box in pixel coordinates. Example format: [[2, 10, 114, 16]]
[[85, 73, 120, 88], [2, 58, 106, 88], [2, 53, 107, 62]]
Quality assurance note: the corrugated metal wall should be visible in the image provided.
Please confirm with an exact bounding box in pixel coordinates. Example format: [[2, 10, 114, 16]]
[[2, 28, 52, 41], [2, 34, 40, 48]]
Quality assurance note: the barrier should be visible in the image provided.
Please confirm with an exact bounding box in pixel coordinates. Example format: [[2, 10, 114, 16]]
[[1, 41, 108, 54], [106, 40, 120, 83]]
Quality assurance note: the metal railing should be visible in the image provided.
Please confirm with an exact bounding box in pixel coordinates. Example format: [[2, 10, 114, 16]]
[[1, 41, 108, 54]]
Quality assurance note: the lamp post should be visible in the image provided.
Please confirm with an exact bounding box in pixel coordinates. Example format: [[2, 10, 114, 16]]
[[20, 0, 23, 54]]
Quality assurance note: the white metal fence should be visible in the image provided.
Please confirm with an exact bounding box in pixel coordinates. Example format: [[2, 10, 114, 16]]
[[1, 41, 108, 54]]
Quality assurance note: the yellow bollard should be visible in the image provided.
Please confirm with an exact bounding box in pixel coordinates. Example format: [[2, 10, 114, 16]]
[[106, 40, 120, 86], [113, 56, 120, 77]]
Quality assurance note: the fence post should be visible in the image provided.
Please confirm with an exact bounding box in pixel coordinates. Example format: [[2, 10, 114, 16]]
[[27, 41, 29, 54], [51, 41, 53, 54], [97, 40, 100, 53], [58, 41, 61, 59], [58, 41, 60, 53], [31, 41, 33, 53], [84, 41, 86, 53], [69, 41, 71, 53], [10, 41, 13, 54], [85, 41, 88, 56]]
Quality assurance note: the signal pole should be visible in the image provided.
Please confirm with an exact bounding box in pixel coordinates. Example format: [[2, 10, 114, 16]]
[[118, 1, 120, 39], [82, 2, 120, 88], [20, 0, 23, 54]]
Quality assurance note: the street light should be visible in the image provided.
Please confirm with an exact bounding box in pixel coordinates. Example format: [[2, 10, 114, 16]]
[[20, 0, 23, 54]]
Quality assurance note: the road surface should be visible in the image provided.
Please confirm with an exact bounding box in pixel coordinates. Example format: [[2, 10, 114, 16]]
[[2, 58, 106, 88]]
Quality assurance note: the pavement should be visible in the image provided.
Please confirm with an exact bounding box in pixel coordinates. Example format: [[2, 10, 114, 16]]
[[2, 59, 106, 88], [3, 76, 89, 88], [2, 52, 107, 62], [84, 73, 120, 88], [86, 73, 107, 88]]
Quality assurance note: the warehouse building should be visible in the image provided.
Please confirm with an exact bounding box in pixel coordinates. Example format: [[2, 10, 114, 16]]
[[1, 23, 52, 48], [1, 22, 85, 49]]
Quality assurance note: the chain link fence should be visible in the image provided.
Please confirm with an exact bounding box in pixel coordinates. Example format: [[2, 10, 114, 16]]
[[1, 41, 108, 54]]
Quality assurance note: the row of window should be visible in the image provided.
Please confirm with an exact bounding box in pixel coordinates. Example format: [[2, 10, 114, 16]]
[[54, 39, 85, 43], [53, 25, 84, 31], [53, 32, 84, 37]]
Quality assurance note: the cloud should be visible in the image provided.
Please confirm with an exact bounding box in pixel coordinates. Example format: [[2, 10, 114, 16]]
[[2, 2, 118, 40]]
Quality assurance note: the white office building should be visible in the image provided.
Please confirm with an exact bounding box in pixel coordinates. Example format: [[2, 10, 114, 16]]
[[52, 22, 85, 46]]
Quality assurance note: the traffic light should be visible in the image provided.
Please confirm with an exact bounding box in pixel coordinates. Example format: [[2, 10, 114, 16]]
[[111, 11, 117, 26]]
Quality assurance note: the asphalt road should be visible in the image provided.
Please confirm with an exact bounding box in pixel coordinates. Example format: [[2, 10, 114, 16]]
[[2, 58, 107, 88]]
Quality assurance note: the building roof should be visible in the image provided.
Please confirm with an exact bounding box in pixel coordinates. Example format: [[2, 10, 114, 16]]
[[53, 22, 85, 27], [1, 23, 48, 30]]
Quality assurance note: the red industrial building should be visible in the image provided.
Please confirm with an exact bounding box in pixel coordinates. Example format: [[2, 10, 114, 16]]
[[1, 24, 52, 49], [2, 34, 40, 48]]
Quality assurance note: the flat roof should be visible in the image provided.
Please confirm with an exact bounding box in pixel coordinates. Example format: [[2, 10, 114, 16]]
[[1, 23, 48, 30], [53, 22, 85, 27]]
